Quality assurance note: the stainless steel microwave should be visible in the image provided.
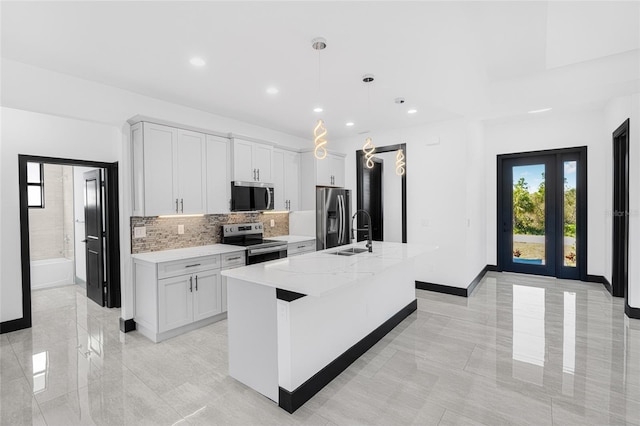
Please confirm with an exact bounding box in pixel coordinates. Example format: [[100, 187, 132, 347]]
[[230, 181, 274, 212]]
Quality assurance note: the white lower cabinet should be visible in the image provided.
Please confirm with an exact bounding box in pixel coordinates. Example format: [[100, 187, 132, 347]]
[[287, 239, 316, 257], [134, 254, 226, 342], [221, 251, 246, 312]]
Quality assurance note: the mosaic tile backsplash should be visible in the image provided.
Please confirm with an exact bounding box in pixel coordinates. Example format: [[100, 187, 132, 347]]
[[130, 212, 289, 254]]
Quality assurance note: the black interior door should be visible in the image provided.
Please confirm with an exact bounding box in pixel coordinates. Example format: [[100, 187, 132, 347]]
[[612, 120, 629, 297], [84, 169, 105, 306], [359, 157, 383, 242]]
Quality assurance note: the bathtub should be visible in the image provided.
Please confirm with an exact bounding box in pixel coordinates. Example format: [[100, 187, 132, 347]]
[[30, 258, 75, 290]]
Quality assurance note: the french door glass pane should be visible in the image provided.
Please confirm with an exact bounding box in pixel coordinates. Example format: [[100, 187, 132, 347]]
[[512, 164, 546, 265], [564, 161, 577, 267]]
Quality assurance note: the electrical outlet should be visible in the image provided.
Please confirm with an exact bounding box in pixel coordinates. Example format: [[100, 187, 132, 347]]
[[270, 219, 275, 227], [133, 226, 146, 238], [178, 224, 185, 235]]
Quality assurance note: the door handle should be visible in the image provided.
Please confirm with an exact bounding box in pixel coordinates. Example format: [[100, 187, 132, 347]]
[[195, 275, 198, 291], [189, 276, 193, 292]]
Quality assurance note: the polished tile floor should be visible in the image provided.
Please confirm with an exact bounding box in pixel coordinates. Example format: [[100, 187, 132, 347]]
[[1, 272, 639, 425]]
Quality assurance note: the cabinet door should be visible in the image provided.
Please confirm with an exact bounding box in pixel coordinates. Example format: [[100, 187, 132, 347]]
[[272, 149, 286, 210], [284, 151, 300, 210], [253, 143, 273, 183], [330, 154, 345, 187], [158, 275, 193, 332], [143, 123, 178, 215], [316, 153, 332, 186], [177, 129, 207, 214], [206, 135, 231, 213], [233, 139, 255, 182], [193, 270, 222, 322]]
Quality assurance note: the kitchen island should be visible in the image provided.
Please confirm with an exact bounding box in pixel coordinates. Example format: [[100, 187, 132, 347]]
[[222, 241, 435, 413]]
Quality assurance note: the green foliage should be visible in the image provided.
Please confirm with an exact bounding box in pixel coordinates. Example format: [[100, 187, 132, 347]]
[[512, 173, 577, 236]]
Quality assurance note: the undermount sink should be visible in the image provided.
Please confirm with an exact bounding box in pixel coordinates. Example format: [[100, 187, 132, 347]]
[[326, 247, 370, 256]]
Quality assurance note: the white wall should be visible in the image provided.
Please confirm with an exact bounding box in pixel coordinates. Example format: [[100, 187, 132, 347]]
[[377, 151, 402, 243], [341, 118, 487, 288], [604, 94, 640, 310], [0, 108, 120, 322], [1, 60, 311, 324], [484, 109, 608, 277]]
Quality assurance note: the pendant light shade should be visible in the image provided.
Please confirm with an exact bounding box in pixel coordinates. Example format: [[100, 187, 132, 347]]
[[363, 137, 376, 169], [314, 119, 328, 160], [395, 148, 406, 175]]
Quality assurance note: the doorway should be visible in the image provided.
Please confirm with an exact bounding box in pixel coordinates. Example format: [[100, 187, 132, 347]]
[[612, 119, 629, 298], [10, 155, 120, 333], [356, 143, 407, 243], [497, 147, 587, 281]]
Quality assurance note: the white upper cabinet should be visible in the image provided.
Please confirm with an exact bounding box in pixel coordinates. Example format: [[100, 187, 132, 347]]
[[131, 122, 206, 216], [299, 150, 346, 210], [272, 149, 300, 211], [206, 135, 231, 214], [231, 138, 273, 183]]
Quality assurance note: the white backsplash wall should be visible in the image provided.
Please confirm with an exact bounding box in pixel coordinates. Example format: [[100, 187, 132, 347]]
[[289, 210, 315, 237], [130, 212, 289, 254], [29, 164, 75, 261]]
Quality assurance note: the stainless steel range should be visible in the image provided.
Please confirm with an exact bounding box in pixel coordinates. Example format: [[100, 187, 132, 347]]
[[222, 223, 288, 265]]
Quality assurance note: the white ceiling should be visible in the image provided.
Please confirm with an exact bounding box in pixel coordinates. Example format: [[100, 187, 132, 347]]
[[2, 1, 639, 139]]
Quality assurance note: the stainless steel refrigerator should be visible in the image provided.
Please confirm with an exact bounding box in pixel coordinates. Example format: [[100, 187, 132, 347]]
[[316, 187, 351, 250]]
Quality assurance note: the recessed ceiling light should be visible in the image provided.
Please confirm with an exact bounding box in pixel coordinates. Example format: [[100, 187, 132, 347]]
[[407, 109, 417, 114], [528, 107, 552, 114], [345, 122, 355, 127], [190, 57, 206, 67], [313, 107, 323, 113], [266, 87, 279, 95]]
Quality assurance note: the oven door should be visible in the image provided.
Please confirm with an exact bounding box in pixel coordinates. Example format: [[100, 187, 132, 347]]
[[246, 246, 287, 265]]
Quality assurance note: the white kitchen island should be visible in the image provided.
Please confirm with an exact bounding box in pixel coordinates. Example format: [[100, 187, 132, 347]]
[[222, 241, 435, 413]]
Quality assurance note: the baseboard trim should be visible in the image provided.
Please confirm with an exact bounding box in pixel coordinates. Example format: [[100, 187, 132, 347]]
[[626, 302, 640, 319], [0, 317, 31, 334], [278, 299, 418, 414], [415, 265, 497, 298], [587, 275, 613, 295], [119, 318, 136, 333]]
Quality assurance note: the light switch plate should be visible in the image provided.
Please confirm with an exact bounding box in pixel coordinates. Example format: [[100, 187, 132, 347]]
[[178, 224, 185, 235], [133, 227, 146, 238]]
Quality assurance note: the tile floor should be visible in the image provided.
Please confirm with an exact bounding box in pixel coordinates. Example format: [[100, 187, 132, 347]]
[[1, 272, 639, 425]]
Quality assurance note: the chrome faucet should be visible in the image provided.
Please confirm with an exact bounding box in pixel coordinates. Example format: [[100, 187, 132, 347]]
[[351, 210, 373, 252]]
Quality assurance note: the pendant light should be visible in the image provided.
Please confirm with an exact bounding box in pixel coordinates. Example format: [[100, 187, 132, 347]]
[[312, 37, 328, 160], [394, 97, 406, 176], [362, 74, 376, 169]]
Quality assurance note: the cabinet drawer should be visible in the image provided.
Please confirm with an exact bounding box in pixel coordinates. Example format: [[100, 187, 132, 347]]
[[221, 251, 246, 268], [157, 255, 220, 279], [288, 240, 316, 256]]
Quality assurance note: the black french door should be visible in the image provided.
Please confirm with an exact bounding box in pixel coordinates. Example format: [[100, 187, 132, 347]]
[[498, 148, 587, 280]]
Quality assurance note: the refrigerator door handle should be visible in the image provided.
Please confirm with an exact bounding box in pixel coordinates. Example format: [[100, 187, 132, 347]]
[[338, 195, 345, 244], [337, 195, 342, 244]]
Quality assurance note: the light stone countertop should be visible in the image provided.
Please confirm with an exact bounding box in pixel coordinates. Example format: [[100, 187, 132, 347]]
[[222, 241, 437, 297], [132, 244, 246, 264], [270, 235, 315, 244]]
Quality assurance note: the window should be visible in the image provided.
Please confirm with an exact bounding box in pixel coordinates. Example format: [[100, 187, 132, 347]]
[[27, 162, 45, 208]]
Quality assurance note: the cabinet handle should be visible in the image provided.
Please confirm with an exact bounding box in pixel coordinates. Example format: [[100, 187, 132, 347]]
[[297, 245, 306, 249], [257, 168, 260, 181], [180, 198, 184, 213], [175, 198, 179, 213], [195, 275, 198, 291], [189, 276, 193, 292], [227, 256, 241, 261], [185, 263, 201, 268], [253, 169, 256, 180]]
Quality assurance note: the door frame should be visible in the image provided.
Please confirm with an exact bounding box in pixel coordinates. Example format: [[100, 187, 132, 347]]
[[496, 146, 587, 281], [1, 155, 120, 334], [612, 119, 630, 299], [356, 143, 407, 243]]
